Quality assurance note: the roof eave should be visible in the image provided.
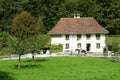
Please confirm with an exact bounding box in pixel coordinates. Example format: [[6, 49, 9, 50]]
[[48, 32, 109, 35]]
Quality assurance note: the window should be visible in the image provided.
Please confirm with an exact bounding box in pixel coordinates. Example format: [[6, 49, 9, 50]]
[[77, 35, 81, 40], [96, 34, 100, 40], [86, 34, 91, 40], [96, 43, 100, 49], [77, 43, 81, 48], [65, 35, 69, 40], [52, 35, 61, 37], [65, 44, 69, 49]]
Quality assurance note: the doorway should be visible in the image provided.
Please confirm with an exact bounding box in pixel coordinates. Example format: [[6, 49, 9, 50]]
[[86, 44, 91, 51]]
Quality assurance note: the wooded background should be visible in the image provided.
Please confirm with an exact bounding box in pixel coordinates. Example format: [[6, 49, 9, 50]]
[[0, 0, 120, 35]]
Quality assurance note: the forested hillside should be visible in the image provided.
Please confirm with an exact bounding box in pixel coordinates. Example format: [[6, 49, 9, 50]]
[[0, 0, 120, 34]]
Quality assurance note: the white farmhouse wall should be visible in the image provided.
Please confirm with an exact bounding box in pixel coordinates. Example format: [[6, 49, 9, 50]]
[[51, 34, 106, 53]]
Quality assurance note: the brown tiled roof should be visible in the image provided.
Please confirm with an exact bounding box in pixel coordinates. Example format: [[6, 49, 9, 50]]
[[48, 17, 109, 35]]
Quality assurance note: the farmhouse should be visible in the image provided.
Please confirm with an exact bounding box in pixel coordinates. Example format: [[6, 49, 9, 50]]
[[48, 14, 109, 54]]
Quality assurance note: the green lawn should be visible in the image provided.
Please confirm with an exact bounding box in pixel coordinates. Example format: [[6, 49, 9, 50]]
[[0, 57, 120, 80], [106, 36, 120, 43]]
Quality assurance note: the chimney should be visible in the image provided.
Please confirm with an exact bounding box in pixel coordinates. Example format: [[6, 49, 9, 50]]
[[74, 14, 76, 18], [74, 13, 80, 18], [77, 14, 80, 18]]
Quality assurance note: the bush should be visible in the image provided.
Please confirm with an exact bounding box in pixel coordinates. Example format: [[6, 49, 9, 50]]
[[112, 52, 120, 62], [38, 34, 51, 49], [107, 43, 112, 51], [50, 44, 63, 53], [108, 42, 120, 62], [107, 42, 119, 52], [112, 42, 119, 52]]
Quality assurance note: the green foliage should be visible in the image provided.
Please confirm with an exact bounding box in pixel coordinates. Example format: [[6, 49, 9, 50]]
[[112, 52, 120, 62], [25, 35, 51, 54], [12, 11, 38, 38], [0, 0, 28, 32], [106, 36, 120, 52], [2, 35, 17, 56], [107, 42, 120, 52], [0, 31, 9, 55], [36, 16, 46, 34], [11, 11, 39, 65], [26, 36, 41, 54], [38, 34, 51, 49], [0, 31, 8, 46], [107, 42, 120, 62], [106, 36, 120, 62], [106, 43, 113, 51], [0, 31, 18, 56], [50, 44, 63, 53], [112, 42, 119, 52], [0, 0, 120, 34], [106, 36, 120, 43]]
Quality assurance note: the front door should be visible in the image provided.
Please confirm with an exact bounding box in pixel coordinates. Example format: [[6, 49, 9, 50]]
[[86, 44, 90, 52]]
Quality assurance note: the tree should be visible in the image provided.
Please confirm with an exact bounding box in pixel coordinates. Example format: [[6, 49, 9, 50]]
[[107, 42, 120, 62], [15, 39, 28, 68], [38, 35, 51, 49], [36, 16, 46, 34], [50, 44, 63, 53], [25, 35, 51, 61], [12, 11, 38, 38], [96, 0, 120, 35], [0, 31, 16, 59], [26, 36, 40, 61], [0, 31, 9, 56], [112, 42, 120, 62], [0, 0, 120, 34], [0, 0, 27, 32], [5, 35, 17, 59], [11, 11, 38, 68]]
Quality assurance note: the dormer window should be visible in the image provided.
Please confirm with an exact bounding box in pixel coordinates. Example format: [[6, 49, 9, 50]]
[[77, 35, 81, 40], [86, 34, 91, 40], [65, 35, 69, 40], [96, 34, 100, 40]]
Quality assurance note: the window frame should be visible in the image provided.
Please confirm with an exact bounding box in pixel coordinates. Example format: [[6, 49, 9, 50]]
[[65, 35, 70, 40], [86, 34, 91, 40], [96, 34, 100, 40], [65, 43, 69, 49], [96, 43, 101, 49], [77, 34, 81, 40], [77, 43, 81, 48]]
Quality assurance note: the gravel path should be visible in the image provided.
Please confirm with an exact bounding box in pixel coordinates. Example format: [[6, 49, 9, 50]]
[[0, 53, 66, 60], [0, 53, 111, 60]]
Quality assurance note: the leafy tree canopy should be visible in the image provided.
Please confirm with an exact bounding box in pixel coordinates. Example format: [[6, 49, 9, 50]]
[[12, 11, 38, 38], [0, 0, 119, 34]]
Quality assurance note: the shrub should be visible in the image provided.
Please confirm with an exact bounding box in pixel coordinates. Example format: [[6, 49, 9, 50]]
[[109, 42, 120, 62], [38, 34, 51, 49], [50, 44, 63, 53], [112, 52, 120, 62], [112, 42, 119, 52], [107, 43, 112, 51]]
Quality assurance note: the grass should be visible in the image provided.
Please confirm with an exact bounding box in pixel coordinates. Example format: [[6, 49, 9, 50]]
[[0, 57, 120, 80], [106, 36, 120, 43]]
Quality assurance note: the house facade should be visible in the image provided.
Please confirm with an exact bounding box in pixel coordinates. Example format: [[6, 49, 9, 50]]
[[48, 14, 109, 53]]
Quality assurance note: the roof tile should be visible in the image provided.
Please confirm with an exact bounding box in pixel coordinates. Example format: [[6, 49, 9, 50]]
[[48, 17, 109, 34]]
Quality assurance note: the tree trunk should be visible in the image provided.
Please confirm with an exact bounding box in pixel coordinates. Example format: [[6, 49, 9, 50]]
[[32, 53, 35, 62], [18, 54, 21, 69]]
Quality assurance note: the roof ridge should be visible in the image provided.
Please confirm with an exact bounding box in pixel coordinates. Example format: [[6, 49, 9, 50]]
[[48, 17, 109, 35], [61, 17, 94, 19]]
